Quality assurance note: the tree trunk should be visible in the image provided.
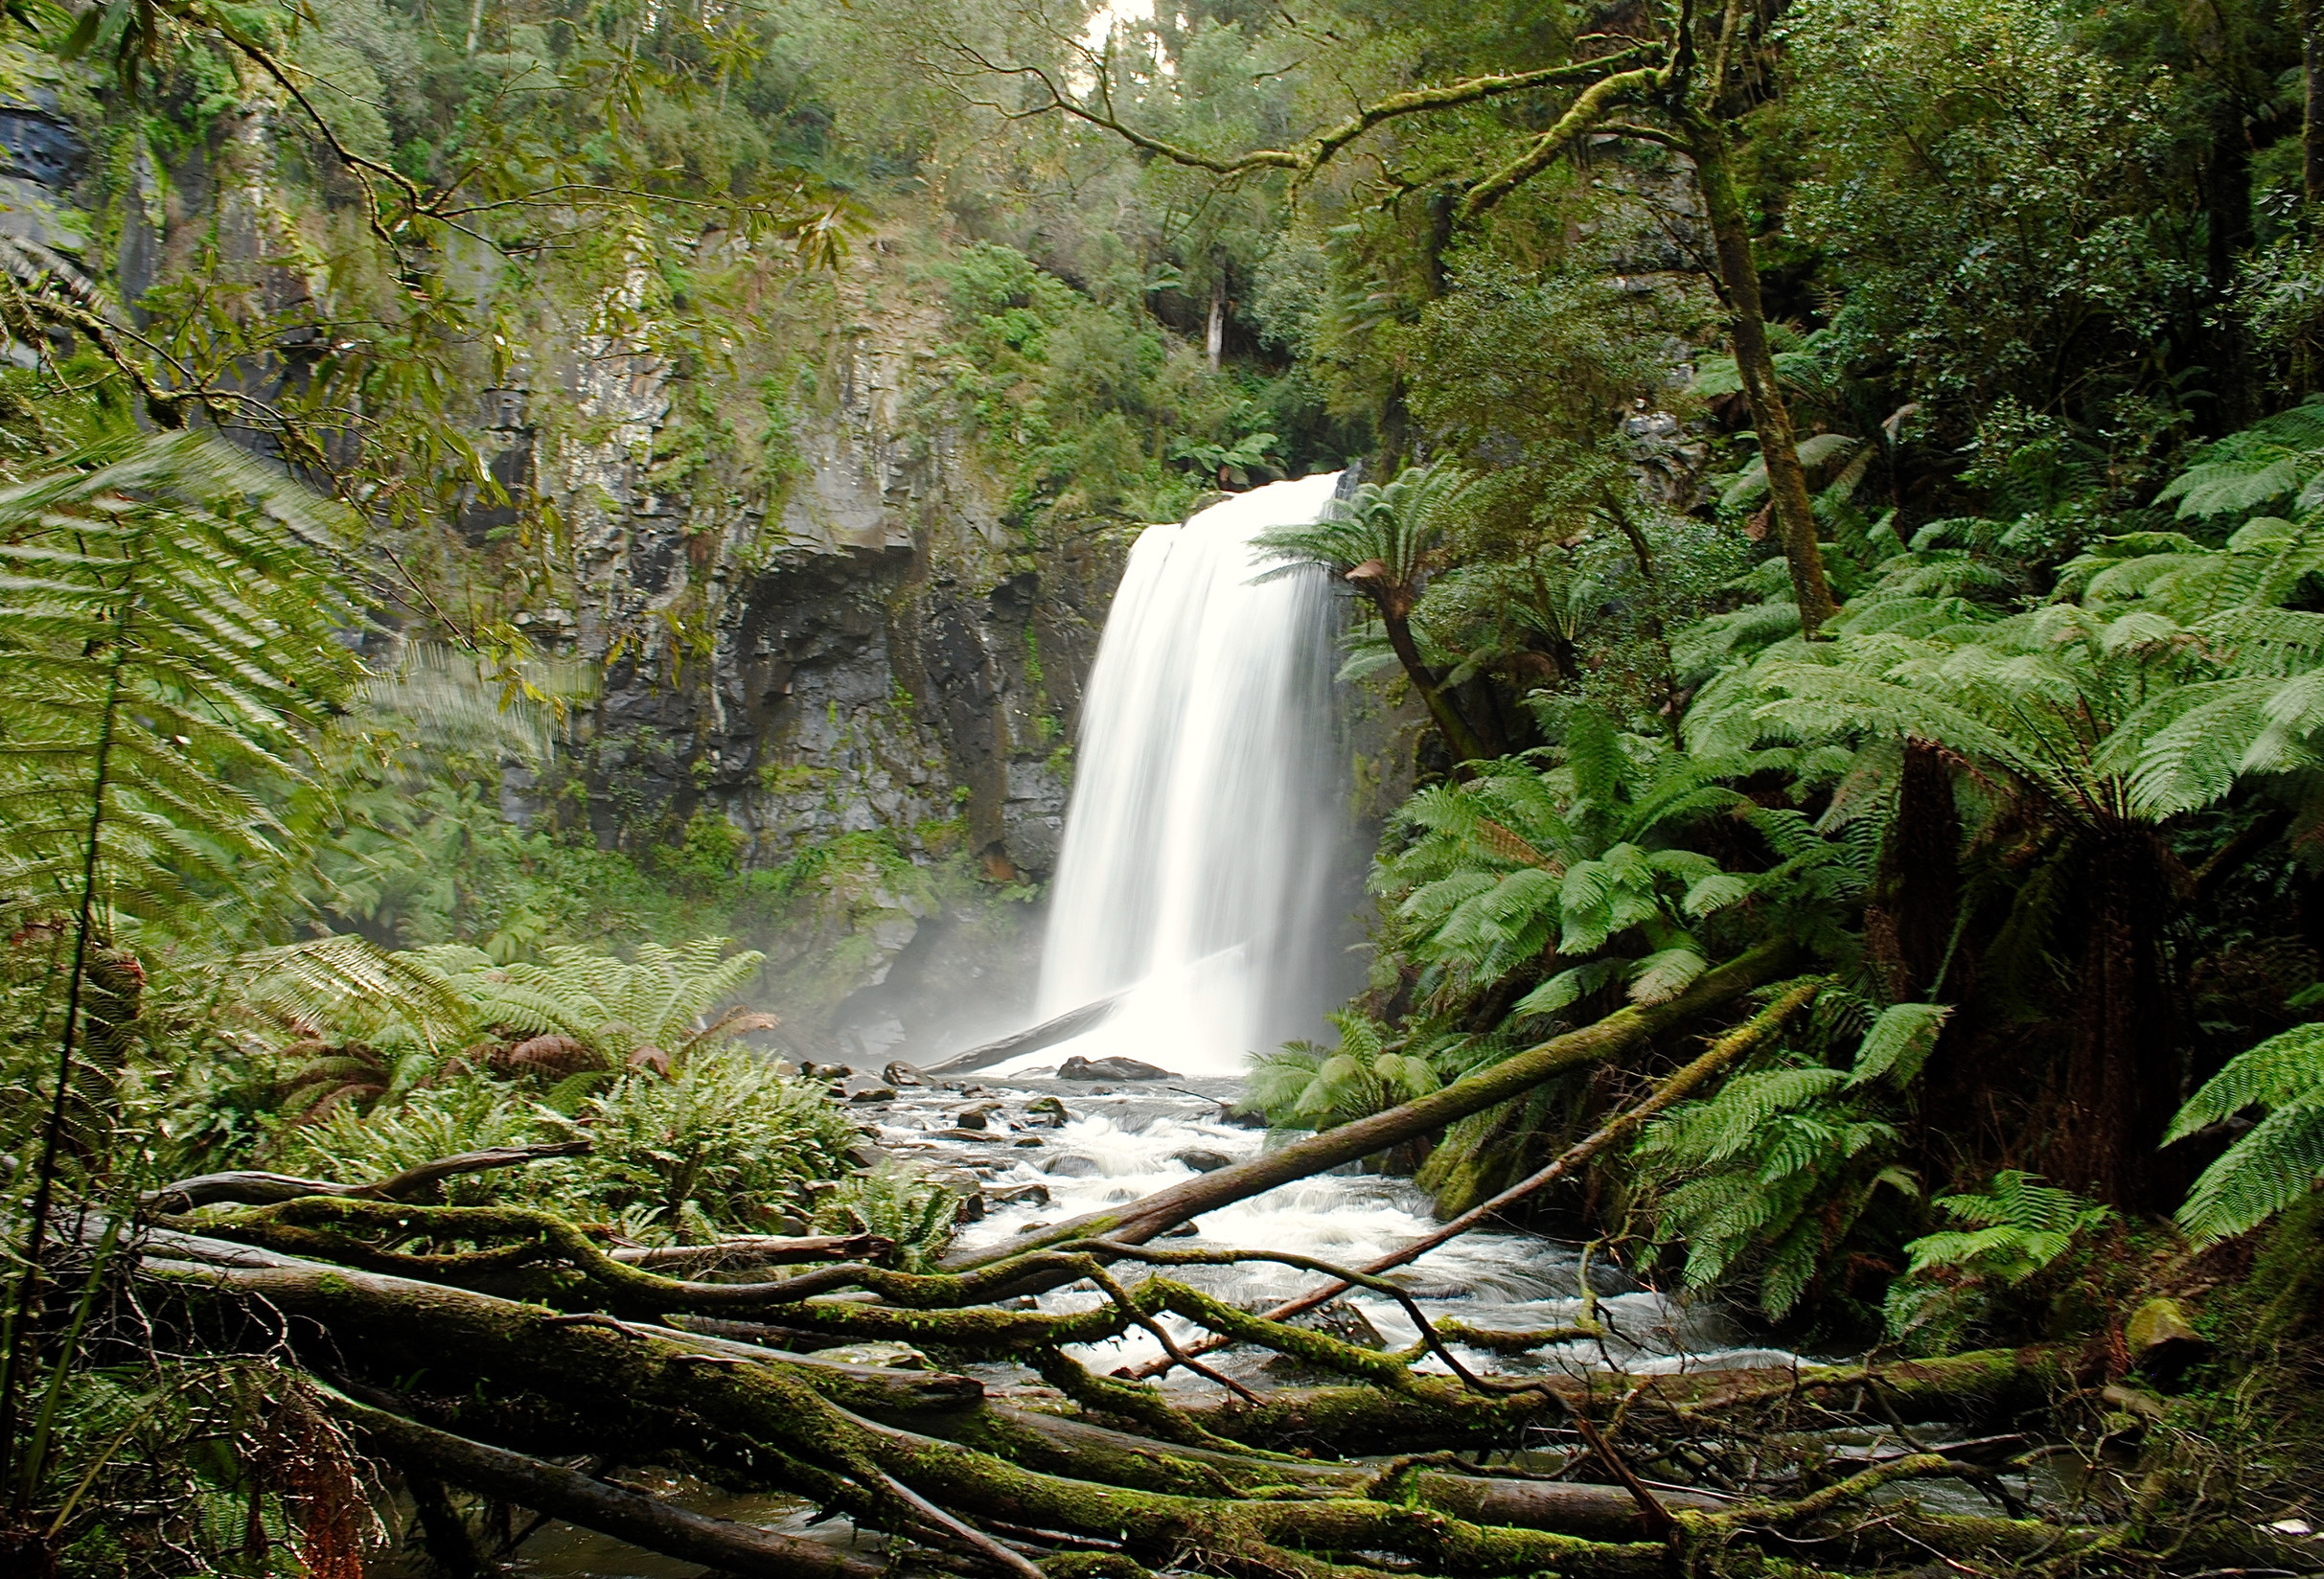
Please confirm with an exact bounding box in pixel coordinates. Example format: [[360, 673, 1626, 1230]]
[[1683, 119, 1840, 637], [1373, 594, 1493, 764], [1207, 271, 1227, 372], [2048, 822, 2184, 1210], [2309, 0, 2324, 214], [1866, 741, 1962, 1001]]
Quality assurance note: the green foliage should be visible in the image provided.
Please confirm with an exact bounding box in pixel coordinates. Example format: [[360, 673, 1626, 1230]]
[[1375, 713, 1862, 1018], [1634, 1059, 1914, 1322], [932, 240, 1264, 530], [275, 1045, 856, 1244], [1883, 1172, 2112, 1348], [1257, 462, 1470, 604], [0, 431, 362, 936], [812, 1160, 962, 1271], [2170, 1021, 2324, 1245], [420, 935, 770, 1063], [1249, 1011, 1441, 1129], [546, 1051, 858, 1243]]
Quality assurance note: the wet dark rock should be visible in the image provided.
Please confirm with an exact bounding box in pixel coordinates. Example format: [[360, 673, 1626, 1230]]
[[1172, 1149, 1233, 1174], [884, 1061, 929, 1087], [1301, 1300, 1388, 1350], [846, 1085, 898, 1105], [1162, 1221, 1200, 1238], [1011, 1136, 1046, 1148], [844, 1142, 887, 1170], [1044, 1155, 1101, 1179], [923, 1166, 986, 1222], [990, 1181, 1050, 1207], [955, 1103, 1003, 1131], [1024, 1095, 1070, 1127], [1057, 1055, 1174, 1082], [804, 1063, 855, 1080]]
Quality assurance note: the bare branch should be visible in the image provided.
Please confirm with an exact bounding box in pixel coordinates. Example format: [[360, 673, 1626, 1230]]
[[952, 41, 1659, 183]]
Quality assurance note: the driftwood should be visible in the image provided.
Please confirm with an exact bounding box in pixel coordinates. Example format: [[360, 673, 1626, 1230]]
[[922, 990, 1132, 1076]]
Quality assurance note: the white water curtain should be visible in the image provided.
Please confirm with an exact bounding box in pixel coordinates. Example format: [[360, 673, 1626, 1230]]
[[1029, 472, 1349, 1077]]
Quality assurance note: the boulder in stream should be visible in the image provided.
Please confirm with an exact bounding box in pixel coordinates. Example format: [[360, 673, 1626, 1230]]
[[1057, 1054, 1174, 1082], [1172, 1149, 1234, 1173]]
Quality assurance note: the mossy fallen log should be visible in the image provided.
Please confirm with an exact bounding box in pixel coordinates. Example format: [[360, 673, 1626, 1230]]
[[324, 1387, 885, 1579], [1177, 1346, 2097, 1454], [138, 1247, 2303, 1578]]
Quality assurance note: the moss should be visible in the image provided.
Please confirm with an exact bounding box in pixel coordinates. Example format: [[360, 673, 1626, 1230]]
[[2239, 1189, 2324, 1340], [1039, 1555, 1153, 1579]]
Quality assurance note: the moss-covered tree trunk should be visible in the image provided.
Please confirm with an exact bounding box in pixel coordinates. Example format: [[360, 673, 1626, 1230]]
[[1683, 117, 1841, 637]]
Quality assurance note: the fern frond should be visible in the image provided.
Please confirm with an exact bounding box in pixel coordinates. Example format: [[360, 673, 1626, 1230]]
[[2176, 1101, 2324, 1244], [1849, 1002, 1952, 1087], [2166, 1021, 2324, 1142]]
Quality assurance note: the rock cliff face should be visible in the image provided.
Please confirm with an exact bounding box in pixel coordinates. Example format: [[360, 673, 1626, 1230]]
[[5, 85, 1134, 1057], [530, 312, 1122, 887], [498, 274, 1136, 1063]]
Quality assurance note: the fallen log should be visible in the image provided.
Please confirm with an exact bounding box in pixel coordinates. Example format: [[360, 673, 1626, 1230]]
[[609, 1233, 894, 1271], [1127, 978, 1825, 1380], [145, 1140, 590, 1211], [325, 1388, 884, 1579], [953, 938, 1799, 1270], [148, 1253, 1665, 1576], [136, 1232, 986, 1414], [922, 991, 1130, 1076], [141, 1245, 2302, 1579], [940, 1405, 1731, 1540], [1175, 1346, 2100, 1454]]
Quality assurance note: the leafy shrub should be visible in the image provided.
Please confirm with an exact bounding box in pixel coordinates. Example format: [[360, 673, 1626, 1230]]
[[542, 1050, 859, 1242], [1250, 1011, 1440, 1130], [270, 1048, 856, 1242], [812, 1160, 962, 1271], [1882, 1172, 2112, 1350], [270, 1081, 541, 1205]]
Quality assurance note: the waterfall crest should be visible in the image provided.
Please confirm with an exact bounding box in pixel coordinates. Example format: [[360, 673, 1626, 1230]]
[[1018, 472, 1351, 1078]]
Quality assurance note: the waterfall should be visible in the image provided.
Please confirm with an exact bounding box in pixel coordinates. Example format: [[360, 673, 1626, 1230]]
[[1021, 472, 1352, 1078]]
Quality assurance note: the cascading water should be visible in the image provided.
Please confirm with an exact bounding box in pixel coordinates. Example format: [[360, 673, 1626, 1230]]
[[1015, 471, 1353, 1078]]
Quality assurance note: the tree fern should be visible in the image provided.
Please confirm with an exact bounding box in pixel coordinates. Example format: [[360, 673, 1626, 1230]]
[[1636, 1055, 1908, 1319], [2156, 397, 2324, 520], [1848, 1001, 1952, 1087], [0, 430, 361, 1477]]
